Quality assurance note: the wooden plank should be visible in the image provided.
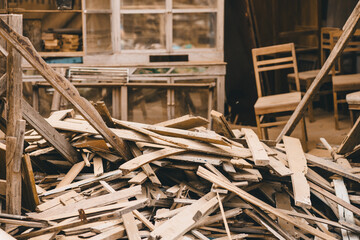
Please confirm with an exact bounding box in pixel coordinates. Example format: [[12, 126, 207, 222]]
[[93, 157, 104, 177], [305, 153, 360, 183], [88, 225, 125, 240], [133, 210, 155, 231], [120, 148, 186, 174], [22, 100, 79, 164], [337, 116, 360, 154], [196, 166, 337, 240], [309, 182, 360, 216], [93, 101, 115, 128], [55, 161, 85, 189], [35, 190, 78, 212], [16, 199, 147, 239], [0, 18, 133, 161], [0, 228, 16, 240], [22, 154, 40, 210], [211, 110, 235, 138], [155, 114, 209, 129], [122, 211, 141, 240], [276, 1, 360, 142], [243, 128, 269, 166], [333, 178, 359, 240], [275, 192, 296, 236], [268, 156, 293, 177], [216, 192, 232, 239], [283, 136, 311, 208], [149, 192, 218, 240]]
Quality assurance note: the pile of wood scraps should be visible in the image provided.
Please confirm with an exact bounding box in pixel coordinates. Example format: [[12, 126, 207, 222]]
[[1, 108, 359, 240]]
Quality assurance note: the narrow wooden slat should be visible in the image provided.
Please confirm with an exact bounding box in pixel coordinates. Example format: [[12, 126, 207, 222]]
[[283, 136, 311, 208], [55, 161, 85, 189], [243, 128, 269, 166], [337, 116, 360, 154], [93, 157, 104, 177]]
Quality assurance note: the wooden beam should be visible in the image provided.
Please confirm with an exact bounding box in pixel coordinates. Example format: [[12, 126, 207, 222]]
[[0, 74, 6, 97], [196, 166, 337, 240], [22, 100, 80, 164], [55, 161, 85, 189], [276, 1, 360, 142], [0, 18, 133, 161], [283, 136, 311, 208]]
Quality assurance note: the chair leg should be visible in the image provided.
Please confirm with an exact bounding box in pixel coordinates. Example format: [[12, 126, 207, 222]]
[[333, 91, 340, 130], [263, 127, 269, 140], [300, 116, 308, 152], [255, 114, 263, 139]]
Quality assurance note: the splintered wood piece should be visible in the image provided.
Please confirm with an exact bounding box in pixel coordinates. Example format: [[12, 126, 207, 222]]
[[16, 199, 147, 239], [0, 228, 16, 240], [122, 211, 141, 240], [338, 116, 360, 154], [216, 192, 232, 240], [211, 110, 235, 138], [36, 190, 78, 212], [93, 157, 104, 177], [149, 192, 218, 240], [128, 142, 162, 186], [309, 182, 360, 216], [155, 114, 209, 129], [268, 156, 292, 177], [275, 192, 296, 236], [283, 136, 311, 208], [120, 148, 186, 174], [333, 179, 359, 240], [0, 18, 133, 160], [56, 161, 85, 189], [305, 153, 360, 183], [243, 128, 269, 166], [22, 154, 40, 209], [196, 166, 336, 240], [133, 210, 155, 231], [81, 152, 91, 167], [93, 101, 115, 128]]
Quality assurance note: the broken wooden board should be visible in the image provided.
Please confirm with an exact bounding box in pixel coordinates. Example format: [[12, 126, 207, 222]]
[[283, 136, 311, 208], [243, 128, 269, 166]]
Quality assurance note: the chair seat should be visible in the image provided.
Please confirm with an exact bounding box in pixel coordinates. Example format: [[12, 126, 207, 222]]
[[333, 73, 360, 91], [346, 91, 360, 104], [255, 92, 301, 115]]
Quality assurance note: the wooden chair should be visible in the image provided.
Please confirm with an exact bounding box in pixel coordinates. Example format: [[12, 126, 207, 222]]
[[252, 43, 307, 143]]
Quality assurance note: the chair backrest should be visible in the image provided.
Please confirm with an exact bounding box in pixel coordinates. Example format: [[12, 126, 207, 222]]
[[251, 43, 300, 98]]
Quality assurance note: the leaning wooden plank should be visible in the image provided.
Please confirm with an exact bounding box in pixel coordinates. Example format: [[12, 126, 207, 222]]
[[133, 210, 155, 231], [211, 110, 235, 138], [16, 199, 147, 239], [55, 161, 85, 189], [243, 128, 269, 166], [93, 101, 115, 128], [283, 136, 311, 208], [49, 120, 252, 158], [333, 178, 359, 240], [93, 157, 104, 177], [149, 192, 218, 240], [305, 153, 360, 183], [337, 116, 360, 154], [155, 114, 209, 129], [22, 154, 40, 210], [196, 166, 337, 240], [22, 98, 79, 164], [268, 156, 293, 177], [0, 18, 133, 161], [120, 148, 187, 174], [309, 182, 360, 216], [276, 1, 360, 142], [40, 169, 122, 197]]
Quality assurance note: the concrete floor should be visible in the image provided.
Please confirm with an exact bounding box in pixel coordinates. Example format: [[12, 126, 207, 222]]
[[231, 108, 353, 157]]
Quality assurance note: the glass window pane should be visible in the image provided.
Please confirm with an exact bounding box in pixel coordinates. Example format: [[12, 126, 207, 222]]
[[173, 0, 217, 9], [173, 13, 216, 49], [86, 14, 112, 53], [85, 0, 110, 10], [121, 14, 166, 50], [120, 0, 165, 9]]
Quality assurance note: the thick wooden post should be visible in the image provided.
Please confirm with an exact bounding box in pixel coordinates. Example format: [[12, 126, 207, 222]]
[[5, 14, 23, 215]]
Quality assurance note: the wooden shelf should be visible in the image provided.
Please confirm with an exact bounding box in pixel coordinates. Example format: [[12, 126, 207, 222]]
[[8, 9, 82, 13], [39, 51, 84, 57]]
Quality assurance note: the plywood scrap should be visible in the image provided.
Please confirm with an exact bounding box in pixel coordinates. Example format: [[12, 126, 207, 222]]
[[283, 136, 311, 208]]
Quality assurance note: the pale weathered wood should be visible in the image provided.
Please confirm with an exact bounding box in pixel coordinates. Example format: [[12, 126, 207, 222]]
[[275, 192, 296, 236], [277, 1, 360, 142], [56, 161, 85, 189], [337, 116, 360, 154], [196, 166, 336, 240], [22, 100, 80, 164], [93, 156, 104, 177], [122, 211, 141, 240], [120, 148, 187, 174], [243, 128, 269, 166], [211, 110, 235, 138], [0, 18, 133, 160], [283, 136, 311, 208], [0, 228, 16, 240], [155, 114, 209, 129]]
